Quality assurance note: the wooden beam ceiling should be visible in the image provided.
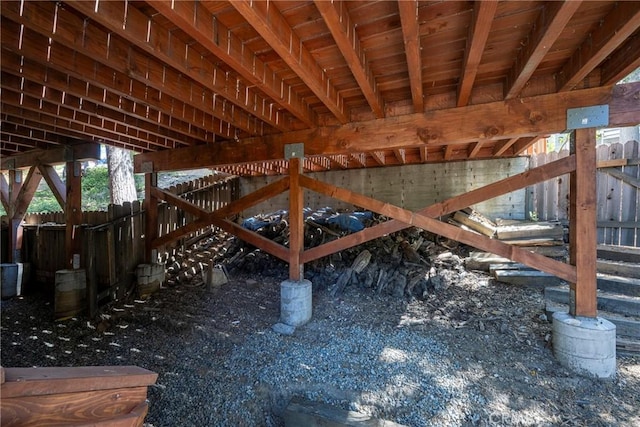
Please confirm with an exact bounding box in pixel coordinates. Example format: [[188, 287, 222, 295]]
[[230, 0, 349, 124], [1, 0, 638, 171], [557, 1, 640, 91], [315, 0, 384, 118], [505, 1, 581, 99], [398, 0, 424, 113], [457, 0, 498, 107], [135, 82, 640, 173]]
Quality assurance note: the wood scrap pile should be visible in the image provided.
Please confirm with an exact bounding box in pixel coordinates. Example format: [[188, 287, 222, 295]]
[[452, 208, 567, 287], [162, 208, 472, 299]]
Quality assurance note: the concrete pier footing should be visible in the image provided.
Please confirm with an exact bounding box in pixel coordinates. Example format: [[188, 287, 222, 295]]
[[552, 311, 616, 378], [280, 279, 312, 327]]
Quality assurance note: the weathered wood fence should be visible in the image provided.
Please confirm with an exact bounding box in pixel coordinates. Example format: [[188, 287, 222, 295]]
[[529, 140, 639, 247], [16, 175, 238, 307]]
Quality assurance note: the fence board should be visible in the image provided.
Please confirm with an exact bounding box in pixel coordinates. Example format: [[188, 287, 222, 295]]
[[531, 140, 639, 247], [14, 175, 238, 313]]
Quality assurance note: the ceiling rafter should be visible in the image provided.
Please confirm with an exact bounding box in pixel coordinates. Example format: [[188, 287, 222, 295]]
[[231, 0, 349, 124], [1, 90, 177, 151], [557, 1, 640, 91], [370, 151, 386, 166], [1, 122, 68, 147], [505, 1, 581, 99], [1, 113, 119, 151], [600, 32, 640, 86], [315, 0, 384, 118], [61, 0, 287, 133], [467, 141, 485, 159], [1, 48, 217, 145], [149, 0, 315, 128], [492, 137, 520, 157], [397, 0, 423, 113], [457, 0, 498, 107], [393, 148, 406, 164], [419, 146, 428, 163], [513, 136, 543, 155], [444, 145, 455, 161], [1, 71, 196, 148], [1, 6, 240, 140]]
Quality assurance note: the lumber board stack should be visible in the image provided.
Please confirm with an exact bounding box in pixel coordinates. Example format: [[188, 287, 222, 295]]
[[0, 365, 157, 426]]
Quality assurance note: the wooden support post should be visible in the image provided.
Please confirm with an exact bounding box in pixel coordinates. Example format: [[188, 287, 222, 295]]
[[289, 157, 304, 281], [144, 173, 158, 263], [7, 167, 42, 262], [569, 129, 598, 317], [7, 170, 22, 262], [65, 161, 82, 269]]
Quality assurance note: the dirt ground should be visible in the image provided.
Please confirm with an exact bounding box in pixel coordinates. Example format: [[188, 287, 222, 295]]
[[2, 257, 639, 426]]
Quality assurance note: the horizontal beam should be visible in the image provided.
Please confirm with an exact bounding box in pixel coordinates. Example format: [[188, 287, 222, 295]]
[[1, 143, 101, 171], [134, 82, 640, 173]]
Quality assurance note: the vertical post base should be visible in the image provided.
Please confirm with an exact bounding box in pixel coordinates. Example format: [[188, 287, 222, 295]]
[[280, 279, 312, 327], [552, 311, 616, 378]]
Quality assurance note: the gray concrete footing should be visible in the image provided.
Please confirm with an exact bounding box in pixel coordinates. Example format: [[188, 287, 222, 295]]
[[552, 311, 616, 378], [281, 279, 312, 327]]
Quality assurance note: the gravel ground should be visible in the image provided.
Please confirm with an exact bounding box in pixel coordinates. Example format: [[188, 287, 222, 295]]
[[2, 262, 639, 426]]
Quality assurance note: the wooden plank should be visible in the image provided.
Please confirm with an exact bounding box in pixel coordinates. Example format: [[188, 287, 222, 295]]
[[134, 82, 640, 173], [1, 366, 157, 398], [289, 158, 304, 280], [597, 158, 640, 168], [569, 129, 598, 317], [495, 221, 564, 240], [493, 270, 563, 288], [1, 387, 148, 426], [299, 175, 577, 282], [284, 397, 407, 427], [597, 259, 640, 279], [457, 0, 498, 107], [453, 210, 496, 237], [546, 286, 640, 318], [600, 167, 640, 190]]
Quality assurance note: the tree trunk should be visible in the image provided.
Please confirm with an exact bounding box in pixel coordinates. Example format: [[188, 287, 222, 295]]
[[107, 146, 137, 204]]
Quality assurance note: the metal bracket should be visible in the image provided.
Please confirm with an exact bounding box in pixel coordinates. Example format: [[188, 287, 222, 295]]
[[284, 143, 304, 160], [566, 105, 609, 130]]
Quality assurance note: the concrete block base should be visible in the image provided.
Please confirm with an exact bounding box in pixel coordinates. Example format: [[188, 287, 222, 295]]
[[137, 263, 165, 297], [281, 279, 312, 327], [552, 311, 616, 378]]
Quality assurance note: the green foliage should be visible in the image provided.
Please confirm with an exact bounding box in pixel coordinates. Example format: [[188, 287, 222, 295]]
[[82, 165, 111, 211], [20, 164, 133, 214]]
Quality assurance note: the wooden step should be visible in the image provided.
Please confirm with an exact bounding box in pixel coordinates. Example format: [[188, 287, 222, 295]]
[[597, 259, 640, 279], [545, 286, 640, 318], [596, 274, 640, 297], [493, 270, 563, 288], [545, 302, 640, 339], [597, 245, 640, 263]]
